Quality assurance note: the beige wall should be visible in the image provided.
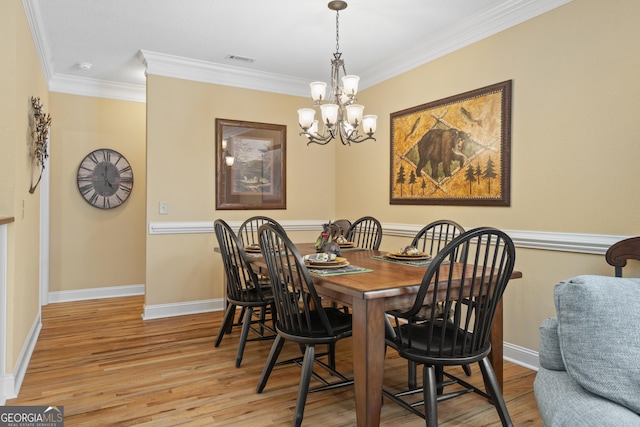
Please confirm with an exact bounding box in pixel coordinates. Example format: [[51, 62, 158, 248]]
[[145, 76, 336, 305], [340, 0, 640, 349], [340, 0, 640, 234], [1, 0, 48, 372], [0, 0, 17, 214], [48, 94, 146, 292]]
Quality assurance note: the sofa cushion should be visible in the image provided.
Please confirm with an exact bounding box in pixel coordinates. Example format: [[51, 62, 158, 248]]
[[538, 317, 565, 371], [554, 275, 640, 414], [534, 367, 640, 426]]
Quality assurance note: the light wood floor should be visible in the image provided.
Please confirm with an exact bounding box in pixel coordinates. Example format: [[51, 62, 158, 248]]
[[8, 296, 542, 426]]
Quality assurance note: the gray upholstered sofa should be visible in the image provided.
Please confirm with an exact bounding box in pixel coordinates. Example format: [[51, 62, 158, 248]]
[[534, 275, 640, 426]]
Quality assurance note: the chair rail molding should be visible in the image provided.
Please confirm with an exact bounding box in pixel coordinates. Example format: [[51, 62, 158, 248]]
[[148, 220, 627, 256]]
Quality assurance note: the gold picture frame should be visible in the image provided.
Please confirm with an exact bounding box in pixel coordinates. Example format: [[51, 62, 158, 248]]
[[216, 119, 286, 210], [390, 80, 512, 206]]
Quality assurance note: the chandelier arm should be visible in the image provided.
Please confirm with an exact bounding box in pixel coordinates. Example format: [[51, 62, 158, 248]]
[[347, 134, 377, 144], [303, 133, 334, 146], [338, 126, 376, 145], [299, 128, 335, 145]]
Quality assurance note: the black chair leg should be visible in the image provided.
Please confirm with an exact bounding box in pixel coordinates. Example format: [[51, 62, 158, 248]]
[[257, 335, 285, 393], [235, 307, 246, 326], [328, 343, 336, 369], [423, 365, 438, 427], [435, 366, 444, 395], [408, 361, 417, 389], [236, 307, 253, 367], [269, 302, 277, 330], [294, 344, 316, 427], [478, 357, 513, 427], [463, 364, 472, 376], [215, 304, 236, 347]]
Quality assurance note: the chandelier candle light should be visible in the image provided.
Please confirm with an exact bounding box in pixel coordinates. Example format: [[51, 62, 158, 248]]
[[298, 1, 377, 145]]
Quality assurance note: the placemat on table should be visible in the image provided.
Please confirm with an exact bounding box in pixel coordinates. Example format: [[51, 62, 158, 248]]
[[307, 265, 373, 276]]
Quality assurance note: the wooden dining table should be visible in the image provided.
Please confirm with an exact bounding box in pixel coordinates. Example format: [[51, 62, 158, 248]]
[[249, 244, 522, 427]]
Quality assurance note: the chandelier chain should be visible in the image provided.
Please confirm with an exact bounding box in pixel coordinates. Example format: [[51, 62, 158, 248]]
[[335, 10, 340, 53]]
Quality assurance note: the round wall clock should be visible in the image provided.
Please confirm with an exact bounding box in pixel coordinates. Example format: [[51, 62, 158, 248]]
[[76, 148, 134, 209]]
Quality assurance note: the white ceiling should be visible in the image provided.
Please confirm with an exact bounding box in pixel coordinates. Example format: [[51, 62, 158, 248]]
[[24, 0, 570, 102]]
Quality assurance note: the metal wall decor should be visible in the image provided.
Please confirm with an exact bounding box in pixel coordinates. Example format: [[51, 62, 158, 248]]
[[29, 96, 52, 194]]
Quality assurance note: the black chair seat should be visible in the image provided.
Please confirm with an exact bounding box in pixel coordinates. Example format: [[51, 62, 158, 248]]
[[391, 321, 490, 365], [226, 287, 273, 306], [277, 308, 352, 342]]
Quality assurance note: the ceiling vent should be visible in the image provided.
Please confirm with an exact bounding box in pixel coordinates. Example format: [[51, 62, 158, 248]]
[[225, 54, 255, 63]]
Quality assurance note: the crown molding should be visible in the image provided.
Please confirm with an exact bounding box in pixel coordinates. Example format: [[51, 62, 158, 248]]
[[22, 0, 53, 83], [26, 0, 571, 101], [138, 50, 310, 98], [362, 0, 572, 87], [49, 74, 146, 103]]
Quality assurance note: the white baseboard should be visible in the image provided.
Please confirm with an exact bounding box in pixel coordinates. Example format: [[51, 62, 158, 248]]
[[48, 284, 145, 303], [142, 298, 224, 320], [504, 341, 539, 371], [1, 313, 42, 404]]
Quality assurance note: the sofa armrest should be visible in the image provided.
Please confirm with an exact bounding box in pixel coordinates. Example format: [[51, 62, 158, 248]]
[[539, 317, 565, 371]]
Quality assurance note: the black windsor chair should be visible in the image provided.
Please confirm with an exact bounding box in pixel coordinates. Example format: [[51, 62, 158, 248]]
[[236, 215, 284, 306], [213, 219, 276, 367], [404, 220, 467, 388], [345, 216, 383, 250], [384, 227, 516, 427], [237, 215, 284, 247], [256, 224, 354, 427], [411, 220, 465, 256]]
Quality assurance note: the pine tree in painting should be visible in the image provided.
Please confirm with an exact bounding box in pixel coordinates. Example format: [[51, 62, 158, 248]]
[[465, 164, 476, 195], [475, 164, 483, 184], [484, 157, 497, 193], [408, 169, 417, 196], [396, 164, 406, 197]]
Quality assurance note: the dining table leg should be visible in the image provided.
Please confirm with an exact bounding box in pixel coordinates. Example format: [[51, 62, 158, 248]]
[[351, 297, 386, 427], [488, 299, 504, 388]]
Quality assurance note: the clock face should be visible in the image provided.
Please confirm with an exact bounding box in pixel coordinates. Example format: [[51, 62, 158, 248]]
[[77, 148, 133, 209]]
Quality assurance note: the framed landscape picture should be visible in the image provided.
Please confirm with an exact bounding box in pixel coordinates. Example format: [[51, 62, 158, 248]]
[[390, 80, 512, 206], [216, 119, 286, 210]]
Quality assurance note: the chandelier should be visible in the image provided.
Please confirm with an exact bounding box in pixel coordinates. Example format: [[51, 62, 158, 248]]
[[297, 1, 377, 146]]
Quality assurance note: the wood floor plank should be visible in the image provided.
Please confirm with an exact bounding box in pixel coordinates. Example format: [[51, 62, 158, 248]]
[[7, 296, 543, 426]]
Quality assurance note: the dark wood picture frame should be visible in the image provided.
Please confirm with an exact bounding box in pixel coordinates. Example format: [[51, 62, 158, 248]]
[[216, 118, 286, 210], [390, 80, 512, 206]]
